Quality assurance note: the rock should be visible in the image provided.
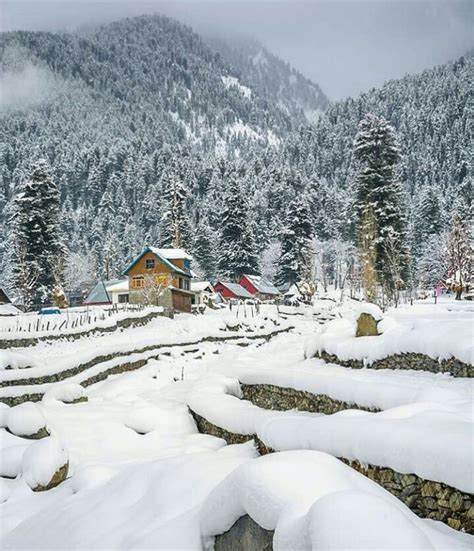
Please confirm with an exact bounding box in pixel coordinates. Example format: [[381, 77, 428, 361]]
[[449, 492, 464, 512], [214, 515, 273, 551], [356, 312, 380, 337], [42, 383, 87, 405], [21, 437, 69, 491], [7, 402, 49, 439]]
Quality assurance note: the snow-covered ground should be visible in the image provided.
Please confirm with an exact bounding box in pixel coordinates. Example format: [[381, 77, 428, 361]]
[[0, 300, 472, 549]]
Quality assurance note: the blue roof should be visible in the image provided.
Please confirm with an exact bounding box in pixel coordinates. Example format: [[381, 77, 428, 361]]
[[122, 246, 189, 277], [84, 280, 121, 304]]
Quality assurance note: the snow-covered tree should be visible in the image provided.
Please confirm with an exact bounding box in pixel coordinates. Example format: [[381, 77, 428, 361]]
[[446, 213, 471, 299], [353, 113, 409, 302], [217, 166, 259, 280], [11, 160, 65, 307], [192, 216, 217, 280], [275, 195, 313, 287]]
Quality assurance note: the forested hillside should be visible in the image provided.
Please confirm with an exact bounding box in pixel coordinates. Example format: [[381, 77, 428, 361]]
[[0, 13, 471, 298], [207, 36, 328, 124]]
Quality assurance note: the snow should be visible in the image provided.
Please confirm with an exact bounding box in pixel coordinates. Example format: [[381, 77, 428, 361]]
[[7, 402, 47, 437], [200, 451, 469, 550], [21, 437, 68, 489], [0, 304, 21, 316], [0, 302, 472, 549], [150, 247, 193, 261], [0, 350, 36, 370], [305, 300, 474, 365], [42, 383, 86, 404], [221, 75, 252, 99]]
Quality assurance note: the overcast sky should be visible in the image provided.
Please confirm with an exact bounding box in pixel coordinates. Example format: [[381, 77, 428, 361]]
[[1, 0, 473, 99]]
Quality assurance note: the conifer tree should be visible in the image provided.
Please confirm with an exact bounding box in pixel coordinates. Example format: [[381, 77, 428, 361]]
[[353, 113, 409, 302], [275, 195, 313, 287], [11, 159, 65, 307], [192, 216, 217, 280], [217, 166, 259, 280]]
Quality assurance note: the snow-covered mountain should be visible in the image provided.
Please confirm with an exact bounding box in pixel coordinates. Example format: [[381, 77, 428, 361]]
[[208, 36, 328, 124]]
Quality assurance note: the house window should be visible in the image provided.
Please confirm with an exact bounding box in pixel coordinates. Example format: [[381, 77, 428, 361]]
[[132, 276, 145, 289], [184, 278, 190, 290], [118, 293, 129, 303], [178, 277, 183, 289], [145, 259, 155, 270]]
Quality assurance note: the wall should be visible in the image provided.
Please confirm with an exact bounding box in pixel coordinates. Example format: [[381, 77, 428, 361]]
[[315, 351, 473, 378]]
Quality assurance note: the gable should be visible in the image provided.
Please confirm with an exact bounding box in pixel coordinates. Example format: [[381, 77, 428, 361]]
[[123, 247, 188, 277]]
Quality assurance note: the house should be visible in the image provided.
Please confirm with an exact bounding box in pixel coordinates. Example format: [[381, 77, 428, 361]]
[[106, 279, 129, 304], [0, 287, 21, 316], [191, 281, 216, 305], [239, 274, 280, 301], [84, 279, 121, 306], [214, 281, 254, 301], [122, 246, 194, 313]]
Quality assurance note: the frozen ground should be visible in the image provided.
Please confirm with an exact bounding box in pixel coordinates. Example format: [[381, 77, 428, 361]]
[[0, 299, 472, 549]]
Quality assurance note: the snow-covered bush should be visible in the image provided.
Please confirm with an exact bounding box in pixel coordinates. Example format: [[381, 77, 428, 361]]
[[21, 437, 68, 491], [7, 402, 49, 438]]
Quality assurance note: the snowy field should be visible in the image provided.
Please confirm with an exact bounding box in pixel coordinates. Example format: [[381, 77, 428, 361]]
[[0, 299, 473, 549]]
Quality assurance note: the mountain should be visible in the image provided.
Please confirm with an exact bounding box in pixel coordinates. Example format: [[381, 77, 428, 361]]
[[207, 36, 328, 125], [281, 53, 472, 253]]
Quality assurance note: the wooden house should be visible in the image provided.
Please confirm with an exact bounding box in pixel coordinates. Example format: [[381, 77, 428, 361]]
[[214, 281, 254, 301], [239, 274, 280, 301], [122, 247, 194, 313]]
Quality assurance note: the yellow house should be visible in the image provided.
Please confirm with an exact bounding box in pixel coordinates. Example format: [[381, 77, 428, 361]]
[[122, 247, 194, 312]]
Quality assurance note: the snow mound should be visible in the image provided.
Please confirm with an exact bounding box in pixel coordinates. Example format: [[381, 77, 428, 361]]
[[0, 350, 36, 371], [7, 402, 48, 438], [200, 451, 470, 550], [1, 443, 30, 478], [124, 404, 162, 434], [356, 302, 383, 321], [0, 402, 9, 427], [43, 383, 86, 404], [308, 490, 433, 549], [21, 437, 68, 490], [71, 464, 121, 493]]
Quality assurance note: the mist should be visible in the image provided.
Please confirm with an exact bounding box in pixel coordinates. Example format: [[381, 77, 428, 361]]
[[1, 0, 473, 99]]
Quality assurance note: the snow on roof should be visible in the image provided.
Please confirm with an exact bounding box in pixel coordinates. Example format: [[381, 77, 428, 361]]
[[106, 280, 129, 293], [217, 282, 254, 299], [243, 274, 279, 295], [151, 248, 193, 261], [0, 303, 21, 316], [191, 281, 214, 293]]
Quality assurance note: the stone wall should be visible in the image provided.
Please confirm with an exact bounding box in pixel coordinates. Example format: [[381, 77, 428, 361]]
[[0, 309, 173, 350], [0, 326, 294, 406], [241, 383, 380, 414], [316, 351, 473, 378], [190, 409, 473, 534], [343, 459, 473, 533]]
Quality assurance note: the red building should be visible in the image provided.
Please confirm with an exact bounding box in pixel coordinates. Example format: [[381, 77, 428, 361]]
[[239, 274, 280, 301], [214, 281, 254, 300]]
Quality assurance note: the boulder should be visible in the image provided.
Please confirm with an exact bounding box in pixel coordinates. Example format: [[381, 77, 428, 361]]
[[356, 313, 380, 337], [21, 437, 69, 492], [7, 402, 50, 439]]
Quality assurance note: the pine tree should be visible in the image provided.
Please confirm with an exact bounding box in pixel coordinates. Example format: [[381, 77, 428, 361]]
[[446, 213, 471, 299], [11, 159, 65, 307], [275, 195, 313, 287], [353, 113, 409, 302], [217, 166, 259, 280], [192, 216, 217, 280]]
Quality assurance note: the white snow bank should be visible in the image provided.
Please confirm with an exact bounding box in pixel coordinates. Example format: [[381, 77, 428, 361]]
[[4, 443, 257, 550], [1, 444, 30, 478], [200, 451, 470, 550], [188, 377, 473, 492], [7, 402, 47, 437], [305, 309, 474, 365], [42, 383, 85, 404], [21, 437, 68, 489], [0, 350, 36, 370], [0, 402, 9, 427], [124, 404, 163, 434]]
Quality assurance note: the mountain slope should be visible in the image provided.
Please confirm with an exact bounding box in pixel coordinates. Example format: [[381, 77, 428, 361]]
[[208, 36, 328, 124]]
